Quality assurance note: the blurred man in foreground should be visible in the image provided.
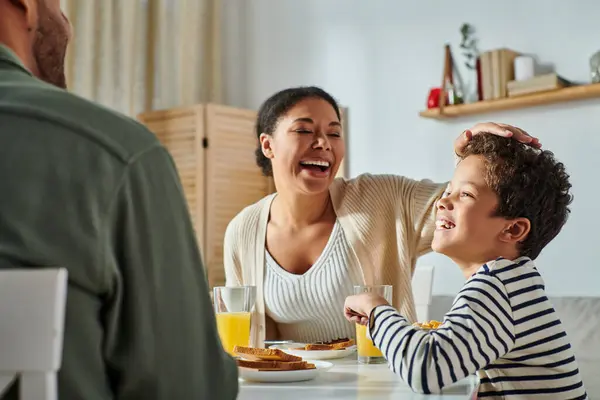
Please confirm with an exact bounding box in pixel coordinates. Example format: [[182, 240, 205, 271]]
[[0, 1, 238, 398]]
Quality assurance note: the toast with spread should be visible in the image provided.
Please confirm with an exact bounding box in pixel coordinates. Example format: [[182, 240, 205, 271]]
[[234, 346, 316, 371], [294, 338, 355, 351], [236, 359, 315, 371], [234, 345, 303, 361]]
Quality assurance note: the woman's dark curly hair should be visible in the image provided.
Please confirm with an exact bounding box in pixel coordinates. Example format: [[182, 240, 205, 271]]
[[461, 133, 573, 259], [254, 86, 341, 176]]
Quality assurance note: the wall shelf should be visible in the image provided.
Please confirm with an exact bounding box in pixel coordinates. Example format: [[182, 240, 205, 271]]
[[419, 83, 600, 120]]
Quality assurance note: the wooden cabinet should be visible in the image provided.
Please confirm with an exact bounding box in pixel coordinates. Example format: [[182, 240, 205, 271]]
[[138, 103, 274, 288]]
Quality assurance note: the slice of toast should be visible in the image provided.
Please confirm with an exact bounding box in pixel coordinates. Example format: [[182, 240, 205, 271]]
[[304, 343, 335, 351], [237, 359, 310, 370], [258, 363, 316, 371], [304, 338, 355, 351], [233, 345, 302, 362], [331, 339, 355, 349], [322, 338, 351, 344]]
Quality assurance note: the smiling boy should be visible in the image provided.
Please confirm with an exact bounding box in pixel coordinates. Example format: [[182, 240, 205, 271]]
[[344, 133, 587, 399]]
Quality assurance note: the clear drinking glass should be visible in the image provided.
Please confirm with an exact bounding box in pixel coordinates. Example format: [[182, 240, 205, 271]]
[[354, 284, 393, 364], [213, 286, 256, 355]]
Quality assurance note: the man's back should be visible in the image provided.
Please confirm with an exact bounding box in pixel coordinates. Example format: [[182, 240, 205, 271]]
[[0, 45, 238, 399]]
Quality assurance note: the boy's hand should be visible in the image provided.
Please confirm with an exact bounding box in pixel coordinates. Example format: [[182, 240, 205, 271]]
[[344, 293, 390, 325]]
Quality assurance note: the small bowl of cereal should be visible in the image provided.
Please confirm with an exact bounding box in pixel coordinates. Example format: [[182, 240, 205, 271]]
[[412, 320, 442, 330]]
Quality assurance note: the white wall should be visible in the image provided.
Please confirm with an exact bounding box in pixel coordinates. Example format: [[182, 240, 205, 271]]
[[222, 0, 600, 297]]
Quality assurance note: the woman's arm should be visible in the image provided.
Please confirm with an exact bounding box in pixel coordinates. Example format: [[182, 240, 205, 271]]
[[399, 177, 446, 258]]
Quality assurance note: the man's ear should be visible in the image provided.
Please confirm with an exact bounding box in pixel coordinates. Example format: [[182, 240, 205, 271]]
[[8, 0, 37, 31], [259, 133, 274, 160], [498, 217, 530, 244]]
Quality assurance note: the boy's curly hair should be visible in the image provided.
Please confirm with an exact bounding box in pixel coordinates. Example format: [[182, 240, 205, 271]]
[[461, 133, 573, 259]]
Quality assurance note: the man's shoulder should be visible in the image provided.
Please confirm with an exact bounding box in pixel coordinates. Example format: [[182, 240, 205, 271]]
[[0, 78, 160, 162]]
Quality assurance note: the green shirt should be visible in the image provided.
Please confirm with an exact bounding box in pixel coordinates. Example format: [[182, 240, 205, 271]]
[[0, 45, 238, 399]]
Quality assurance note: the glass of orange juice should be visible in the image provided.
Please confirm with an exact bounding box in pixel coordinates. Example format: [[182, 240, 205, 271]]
[[354, 284, 392, 364], [213, 286, 256, 356]]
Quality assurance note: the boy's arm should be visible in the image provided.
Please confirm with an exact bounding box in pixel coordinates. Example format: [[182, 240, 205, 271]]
[[369, 273, 515, 394]]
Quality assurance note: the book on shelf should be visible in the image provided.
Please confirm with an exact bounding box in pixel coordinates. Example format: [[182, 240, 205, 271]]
[[479, 48, 520, 101], [506, 73, 572, 97]]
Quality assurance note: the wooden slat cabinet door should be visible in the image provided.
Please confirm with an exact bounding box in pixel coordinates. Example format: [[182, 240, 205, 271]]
[[137, 105, 207, 264], [204, 104, 271, 288]]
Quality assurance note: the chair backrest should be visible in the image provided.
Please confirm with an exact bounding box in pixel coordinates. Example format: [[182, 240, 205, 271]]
[[412, 266, 434, 322], [0, 268, 68, 400]]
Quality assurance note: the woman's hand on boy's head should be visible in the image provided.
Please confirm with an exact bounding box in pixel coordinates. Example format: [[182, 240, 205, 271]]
[[344, 293, 390, 325], [454, 122, 542, 157]]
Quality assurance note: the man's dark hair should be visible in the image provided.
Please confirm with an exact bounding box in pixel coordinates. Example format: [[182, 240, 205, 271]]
[[462, 133, 573, 259], [254, 86, 340, 176]]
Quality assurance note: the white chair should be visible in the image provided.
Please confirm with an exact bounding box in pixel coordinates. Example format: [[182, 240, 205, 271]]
[[412, 266, 435, 322], [0, 268, 68, 400]]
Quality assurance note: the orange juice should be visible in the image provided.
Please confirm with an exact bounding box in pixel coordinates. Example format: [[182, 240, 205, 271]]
[[353, 285, 391, 364], [356, 323, 384, 359], [216, 312, 251, 355]]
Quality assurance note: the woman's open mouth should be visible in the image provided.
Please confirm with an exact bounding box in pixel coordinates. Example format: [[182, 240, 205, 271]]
[[299, 160, 331, 176]]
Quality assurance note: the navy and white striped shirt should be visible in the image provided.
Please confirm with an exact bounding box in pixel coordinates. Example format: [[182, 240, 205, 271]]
[[370, 257, 587, 399]]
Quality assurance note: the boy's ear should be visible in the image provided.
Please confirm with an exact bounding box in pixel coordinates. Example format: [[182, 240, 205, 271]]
[[498, 218, 530, 244]]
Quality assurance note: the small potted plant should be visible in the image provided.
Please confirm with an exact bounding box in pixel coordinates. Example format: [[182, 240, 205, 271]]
[[458, 23, 479, 103]]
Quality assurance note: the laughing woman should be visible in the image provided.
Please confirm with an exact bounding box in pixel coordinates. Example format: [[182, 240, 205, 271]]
[[224, 86, 539, 347]]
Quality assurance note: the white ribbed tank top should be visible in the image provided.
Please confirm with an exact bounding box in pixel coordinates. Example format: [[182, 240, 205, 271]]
[[263, 220, 363, 343]]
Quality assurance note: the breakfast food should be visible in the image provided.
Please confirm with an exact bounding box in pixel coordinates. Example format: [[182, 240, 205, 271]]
[[234, 345, 316, 371], [303, 344, 336, 351], [412, 320, 443, 330], [307, 338, 355, 351], [321, 338, 352, 345], [236, 359, 315, 371], [234, 345, 302, 362], [294, 338, 355, 351]]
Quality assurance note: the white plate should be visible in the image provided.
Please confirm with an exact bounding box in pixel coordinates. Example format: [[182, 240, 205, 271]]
[[238, 360, 333, 383], [269, 342, 357, 360]]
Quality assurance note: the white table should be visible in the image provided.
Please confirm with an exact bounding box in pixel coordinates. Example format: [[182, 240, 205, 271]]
[[238, 357, 479, 399]]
